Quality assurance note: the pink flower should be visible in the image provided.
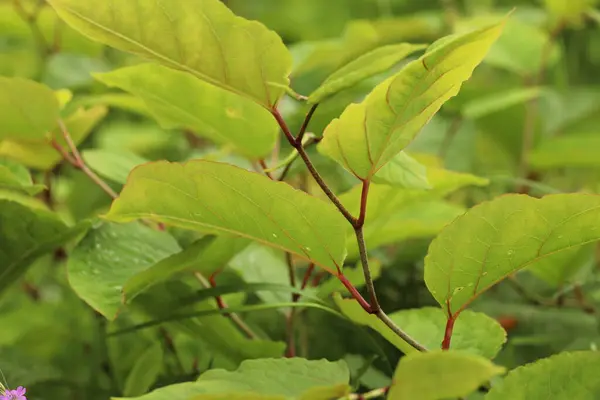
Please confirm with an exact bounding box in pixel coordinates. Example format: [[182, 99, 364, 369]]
[[0, 386, 26, 400]]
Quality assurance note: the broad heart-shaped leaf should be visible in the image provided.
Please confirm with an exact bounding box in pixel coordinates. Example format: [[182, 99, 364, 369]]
[[48, 0, 292, 108], [335, 296, 505, 357], [371, 151, 430, 188], [0, 77, 59, 140], [530, 134, 600, 169], [317, 20, 505, 180], [388, 351, 505, 400], [425, 194, 600, 316], [114, 358, 349, 400], [0, 199, 90, 294], [124, 235, 249, 302], [0, 158, 45, 195], [308, 43, 426, 104], [68, 222, 182, 319], [95, 64, 278, 158], [82, 149, 149, 185], [105, 161, 348, 274], [527, 243, 595, 287], [0, 106, 107, 170], [484, 351, 600, 399]]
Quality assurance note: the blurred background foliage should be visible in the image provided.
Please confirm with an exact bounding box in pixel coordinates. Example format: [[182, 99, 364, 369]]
[[2, 0, 600, 399]]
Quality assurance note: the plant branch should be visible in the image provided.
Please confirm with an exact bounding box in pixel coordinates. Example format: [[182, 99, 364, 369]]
[[518, 22, 564, 188], [272, 107, 427, 353], [12, 0, 49, 57], [54, 120, 118, 199], [285, 253, 297, 357], [258, 159, 274, 180], [193, 272, 259, 340], [296, 104, 319, 144], [272, 109, 357, 225]]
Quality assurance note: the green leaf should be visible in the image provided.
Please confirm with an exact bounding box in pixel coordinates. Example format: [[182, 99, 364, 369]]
[[0, 77, 59, 140], [425, 194, 600, 316], [482, 18, 560, 76], [388, 351, 505, 400], [335, 296, 505, 357], [123, 235, 248, 302], [68, 222, 181, 319], [48, 0, 292, 107], [105, 161, 348, 274], [0, 199, 90, 294], [95, 64, 278, 158], [0, 106, 107, 170], [340, 165, 486, 257], [132, 282, 286, 367], [544, 0, 597, 27], [308, 43, 426, 104], [530, 134, 600, 169], [528, 243, 595, 287], [113, 358, 349, 400], [0, 158, 45, 195], [462, 87, 543, 119], [317, 20, 505, 180], [229, 244, 293, 305], [484, 351, 600, 399], [82, 149, 149, 184], [371, 152, 431, 189], [123, 342, 163, 397]]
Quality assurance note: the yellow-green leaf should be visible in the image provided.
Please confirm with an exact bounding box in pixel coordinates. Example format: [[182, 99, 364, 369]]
[[0, 106, 107, 170], [544, 0, 597, 28], [0, 77, 59, 140], [82, 149, 149, 185], [0, 158, 45, 195], [425, 194, 600, 316], [335, 295, 505, 357], [308, 43, 426, 104], [371, 151, 431, 189], [105, 161, 347, 274], [47, 0, 292, 107], [95, 64, 278, 158], [388, 351, 505, 400], [485, 351, 600, 399], [318, 20, 505, 180]]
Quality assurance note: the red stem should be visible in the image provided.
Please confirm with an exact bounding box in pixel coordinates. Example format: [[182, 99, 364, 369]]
[[355, 180, 370, 228], [296, 104, 319, 144], [338, 274, 372, 313], [441, 316, 455, 350]]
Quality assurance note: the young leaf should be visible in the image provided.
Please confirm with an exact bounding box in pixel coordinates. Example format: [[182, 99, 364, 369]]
[[388, 351, 505, 400], [0, 158, 45, 195], [371, 151, 431, 189], [318, 20, 505, 180], [105, 161, 348, 274], [95, 64, 278, 158], [82, 149, 149, 185], [68, 222, 182, 319], [484, 351, 600, 399], [47, 0, 292, 108], [0, 199, 90, 294], [544, 0, 597, 28], [335, 296, 505, 357], [425, 194, 600, 316], [0, 106, 107, 170], [0, 77, 59, 140], [308, 43, 426, 104]]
